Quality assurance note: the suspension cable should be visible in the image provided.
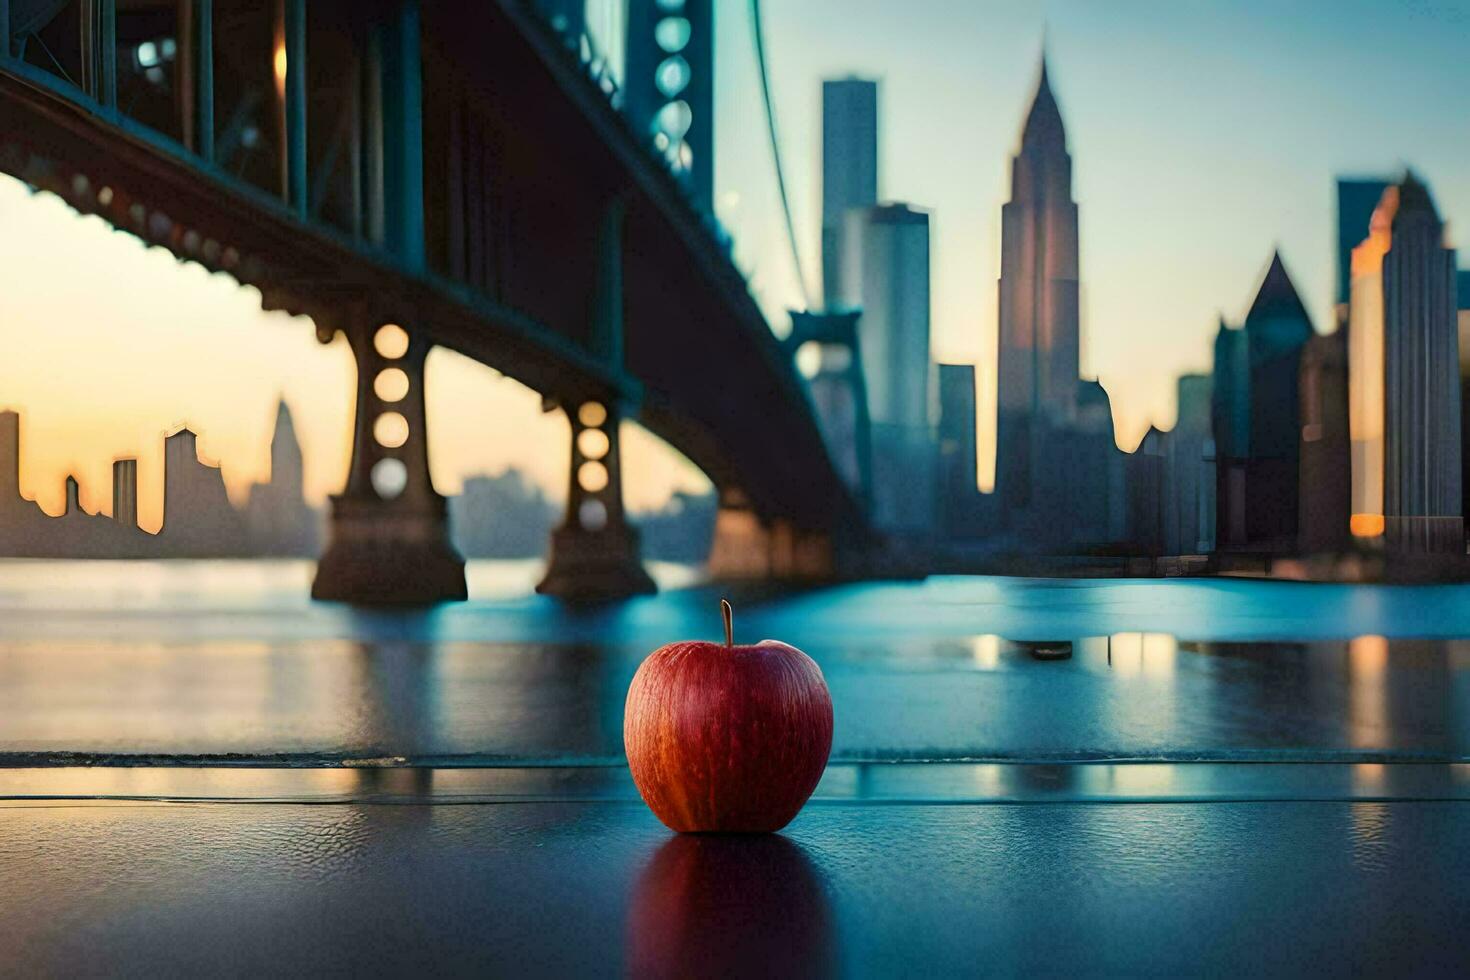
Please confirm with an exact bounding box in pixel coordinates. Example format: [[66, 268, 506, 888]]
[[749, 0, 812, 309]]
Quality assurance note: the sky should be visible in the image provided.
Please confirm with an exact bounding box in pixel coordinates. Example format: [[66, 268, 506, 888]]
[[3, 0, 1470, 524]]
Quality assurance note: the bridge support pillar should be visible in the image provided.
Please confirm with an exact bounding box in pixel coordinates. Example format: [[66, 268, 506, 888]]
[[312, 316, 466, 604], [708, 489, 835, 582], [537, 400, 655, 602]]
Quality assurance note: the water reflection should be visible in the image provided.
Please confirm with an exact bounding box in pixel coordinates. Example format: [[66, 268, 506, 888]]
[[626, 834, 836, 979], [0, 564, 1468, 762]]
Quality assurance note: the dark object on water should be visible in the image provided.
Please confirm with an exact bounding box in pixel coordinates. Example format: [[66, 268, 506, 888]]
[[1021, 640, 1073, 661]]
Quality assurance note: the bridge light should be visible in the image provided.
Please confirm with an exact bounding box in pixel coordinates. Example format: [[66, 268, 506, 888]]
[[578, 402, 607, 428], [578, 461, 610, 493], [273, 38, 288, 100], [373, 412, 410, 449], [370, 458, 408, 500], [136, 42, 159, 69], [374, 368, 411, 403], [577, 428, 610, 460], [374, 324, 410, 359]]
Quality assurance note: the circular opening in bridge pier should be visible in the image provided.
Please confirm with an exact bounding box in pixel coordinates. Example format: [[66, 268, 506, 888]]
[[371, 458, 408, 500], [374, 368, 410, 403], [374, 324, 410, 360], [656, 100, 693, 141], [578, 498, 609, 532], [374, 412, 410, 449], [577, 402, 608, 428], [576, 428, 610, 460], [656, 56, 691, 98], [655, 17, 691, 53], [578, 460, 609, 493]]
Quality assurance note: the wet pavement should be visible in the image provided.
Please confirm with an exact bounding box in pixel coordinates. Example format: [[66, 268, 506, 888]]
[[3, 772, 1468, 977]]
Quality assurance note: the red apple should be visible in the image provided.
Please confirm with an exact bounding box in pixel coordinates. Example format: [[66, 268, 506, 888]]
[[623, 599, 834, 833]]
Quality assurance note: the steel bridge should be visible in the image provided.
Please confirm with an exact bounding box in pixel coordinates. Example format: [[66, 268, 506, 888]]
[[0, 0, 868, 601]]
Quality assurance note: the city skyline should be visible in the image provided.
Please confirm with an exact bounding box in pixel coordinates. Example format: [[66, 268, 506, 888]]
[[2, 2, 1470, 517], [712, 0, 1470, 484]]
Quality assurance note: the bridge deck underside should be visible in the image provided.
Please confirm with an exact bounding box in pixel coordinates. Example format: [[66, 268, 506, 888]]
[[0, 0, 860, 537]]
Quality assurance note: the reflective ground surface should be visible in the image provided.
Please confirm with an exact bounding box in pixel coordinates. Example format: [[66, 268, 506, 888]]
[[4, 787, 1469, 977], [3, 561, 1469, 975]]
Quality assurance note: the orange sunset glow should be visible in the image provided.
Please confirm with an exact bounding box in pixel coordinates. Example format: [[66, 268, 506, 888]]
[[0, 175, 708, 532]]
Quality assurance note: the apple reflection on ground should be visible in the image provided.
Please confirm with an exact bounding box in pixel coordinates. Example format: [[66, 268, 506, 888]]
[[626, 834, 837, 979]]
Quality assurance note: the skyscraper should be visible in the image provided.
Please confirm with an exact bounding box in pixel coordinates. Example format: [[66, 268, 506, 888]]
[[822, 77, 878, 307], [937, 363, 982, 537], [1381, 173, 1462, 552], [1212, 252, 1315, 552], [842, 202, 934, 534], [112, 458, 138, 529], [1347, 183, 1396, 538], [160, 426, 248, 556], [245, 399, 321, 556], [995, 57, 1081, 515], [0, 409, 17, 510]]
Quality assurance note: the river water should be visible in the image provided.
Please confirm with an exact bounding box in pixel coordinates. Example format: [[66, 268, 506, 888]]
[[0, 559, 1467, 763]]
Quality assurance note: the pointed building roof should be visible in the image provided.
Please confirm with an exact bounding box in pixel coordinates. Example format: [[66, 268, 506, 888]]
[[1020, 55, 1067, 153], [1395, 169, 1440, 221], [1245, 251, 1312, 327]]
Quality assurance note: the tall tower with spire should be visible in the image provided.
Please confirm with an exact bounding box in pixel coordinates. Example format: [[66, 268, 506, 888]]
[[245, 398, 321, 556], [995, 56, 1081, 515]]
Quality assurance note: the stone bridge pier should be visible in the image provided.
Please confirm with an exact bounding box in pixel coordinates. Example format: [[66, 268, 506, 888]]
[[312, 311, 467, 604], [536, 399, 656, 602]]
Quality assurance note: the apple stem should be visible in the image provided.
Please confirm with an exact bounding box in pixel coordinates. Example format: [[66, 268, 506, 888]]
[[720, 598, 733, 648]]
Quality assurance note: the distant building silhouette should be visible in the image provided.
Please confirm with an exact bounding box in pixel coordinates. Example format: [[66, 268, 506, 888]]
[[112, 458, 138, 530], [1170, 374, 1216, 555], [1381, 173, 1462, 552], [158, 426, 248, 556], [636, 490, 718, 564], [1212, 252, 1314, 553], [450, 470, 556, 558], [1459, 270, 1470, 530], [822, 77, 879, 306], [0, 410, 18, 515], [937, 363, 987, 538], [1298, 330, 1352, 554], [842, 201, 936, 535], [244, 400, 321, 556]]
